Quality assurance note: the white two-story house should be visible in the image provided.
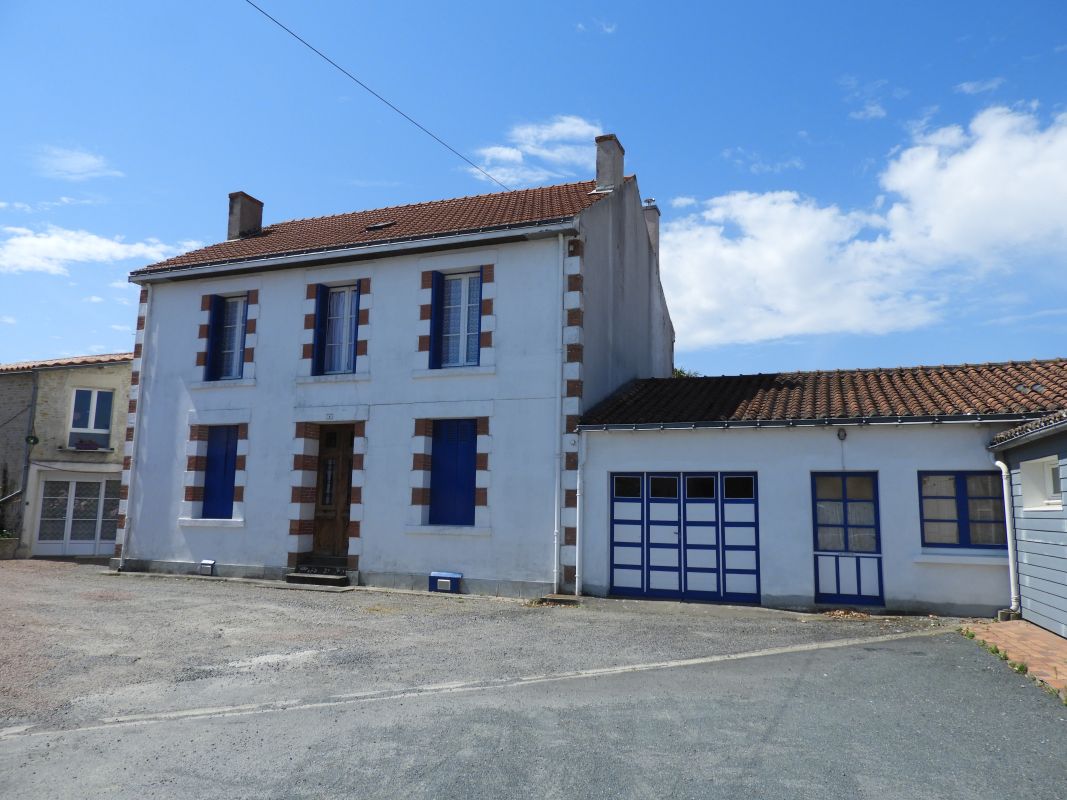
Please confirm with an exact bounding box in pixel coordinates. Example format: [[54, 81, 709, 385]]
[[118, 134, 674, 595]]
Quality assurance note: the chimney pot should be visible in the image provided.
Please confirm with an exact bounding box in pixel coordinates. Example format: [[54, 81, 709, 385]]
[[228, 191, 264, 240], [594, 133, 624, 192], [643, 199, 660, 255]]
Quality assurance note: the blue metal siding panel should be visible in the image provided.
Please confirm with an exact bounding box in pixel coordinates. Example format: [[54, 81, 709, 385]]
[[202, 425, 238, 519], [428, 419, 476, 525]]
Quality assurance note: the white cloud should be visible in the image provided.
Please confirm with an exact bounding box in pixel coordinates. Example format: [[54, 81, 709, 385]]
[[0, 316, 15, 325], [83, 295, 104, 303], [468, 115, 603, 187], [722, 147, 804, 174], [0, 226, 177, 275], [671, 196, 698, 209], [849, 102, 887, 120], [595, 19, 617, 34], [87, 344, 106, 354], [955, 77, 1005, 94], [109, 280, 134, 290], [0, 201, 32, 212], [109, 324, 132, 332], [36, 146, 124, 181], [661, 106, 1067, 350]]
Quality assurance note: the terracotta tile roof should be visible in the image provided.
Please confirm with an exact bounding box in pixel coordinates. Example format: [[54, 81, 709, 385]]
[[581, 359, 1067, 427], [0, 352, 133, 374], [134, 180, 610, 275], [990, 409, 1067, 448]]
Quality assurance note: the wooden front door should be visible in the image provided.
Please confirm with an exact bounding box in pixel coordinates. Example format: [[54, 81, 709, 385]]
[[313, 424, 353, 557]]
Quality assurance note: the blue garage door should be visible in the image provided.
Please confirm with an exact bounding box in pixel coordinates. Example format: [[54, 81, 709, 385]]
[[610, 472, 760, 603]]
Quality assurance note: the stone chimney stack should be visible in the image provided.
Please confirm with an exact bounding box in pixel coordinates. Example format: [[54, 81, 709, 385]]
[[594, 133, 624, 192], [227, 191, 264, 240], [643, 198, 660, 255]]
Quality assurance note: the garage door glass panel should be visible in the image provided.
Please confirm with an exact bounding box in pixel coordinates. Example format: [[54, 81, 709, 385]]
[[614, 476, 641, 498], [685, 477, 715, 499], [723, 476, 754, 499]]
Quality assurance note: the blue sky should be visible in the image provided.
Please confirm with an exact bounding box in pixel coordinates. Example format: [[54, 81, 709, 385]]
[[1, 1, 1065, 375]]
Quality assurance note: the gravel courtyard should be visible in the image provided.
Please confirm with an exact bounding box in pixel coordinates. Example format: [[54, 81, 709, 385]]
[[1, 560, 1065, 799]]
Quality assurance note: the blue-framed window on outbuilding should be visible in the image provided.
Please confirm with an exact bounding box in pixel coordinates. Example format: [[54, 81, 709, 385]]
[[812, 472, 880, 553], [429, 270, 482, 369], [918, 471, 1007, 548], [202, 425, 239, 519]]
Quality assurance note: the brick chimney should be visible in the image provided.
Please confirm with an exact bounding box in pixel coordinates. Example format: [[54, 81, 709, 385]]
[[228, 191, 263, 240], [595, 134, 624, 192]]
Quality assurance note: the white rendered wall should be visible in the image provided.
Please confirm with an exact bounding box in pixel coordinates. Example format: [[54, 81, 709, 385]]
[[128, 237, 565, 587], [581, 422, 1016, 614]]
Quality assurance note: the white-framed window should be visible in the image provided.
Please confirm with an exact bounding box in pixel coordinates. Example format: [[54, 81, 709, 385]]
[[68, 388, 114, 450], [440, 272, 481, 367], [216, 295, 247, 379], [324, 285, 358, 374], [1020, 456, 1064, 510]]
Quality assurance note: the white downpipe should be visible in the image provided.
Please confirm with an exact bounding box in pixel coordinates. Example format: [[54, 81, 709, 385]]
[[575, 431, 586, 595], [551, 233, 565, 594], [994, 458, 1021, 613]]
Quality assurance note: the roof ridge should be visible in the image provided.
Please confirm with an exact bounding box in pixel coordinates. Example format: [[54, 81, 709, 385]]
[[267, 179, 599, 228], [681, 357, 1067, 382], [0, 352, 134, 371]]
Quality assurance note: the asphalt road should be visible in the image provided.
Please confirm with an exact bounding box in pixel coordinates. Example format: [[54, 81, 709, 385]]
[[1, 561, 1065, 799]]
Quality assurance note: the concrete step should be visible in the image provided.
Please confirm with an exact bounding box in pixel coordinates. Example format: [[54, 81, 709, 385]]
[[285, 571, 350, 587]]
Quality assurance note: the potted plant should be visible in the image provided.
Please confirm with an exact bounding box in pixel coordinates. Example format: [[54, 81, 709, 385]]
[[0, 529, 17, 559]]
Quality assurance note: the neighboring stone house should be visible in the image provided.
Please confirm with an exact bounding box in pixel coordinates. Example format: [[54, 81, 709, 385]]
[[0, 353, 133, 557], [990, 410, 1067, 637], [119, 134, 673, 594], [0, 368, 35, 536]]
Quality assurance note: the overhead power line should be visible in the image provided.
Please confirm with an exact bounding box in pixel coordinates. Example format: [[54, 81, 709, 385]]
[[241, 0, 511, 191]]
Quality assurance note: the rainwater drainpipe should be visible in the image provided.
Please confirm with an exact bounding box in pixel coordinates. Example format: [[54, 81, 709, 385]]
[[993, 456, 1021, 613], [551, 233, 565, 594], [574, 430, 587, 595]]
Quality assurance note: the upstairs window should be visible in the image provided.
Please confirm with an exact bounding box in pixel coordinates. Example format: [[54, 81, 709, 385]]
[[1020, 457, 1064, 510], [68, 388, 113, 450], [312, 284, 360, 375], [429, 271, 481, 368], [919, 472, 1007, 548], [205, 294, 247, 380]]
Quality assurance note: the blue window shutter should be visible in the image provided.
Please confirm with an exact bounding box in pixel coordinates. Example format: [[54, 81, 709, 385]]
[[204, 295, 225, 380], [202, 425, 238, 519], [428, 271, 444, 370], [474, 268, 484, 366], [350, 284, 361, 372], [311, 284, 329, 376], [428, 419, 476, 525]]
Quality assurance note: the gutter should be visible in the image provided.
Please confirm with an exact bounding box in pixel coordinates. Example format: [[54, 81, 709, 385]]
[[131, 220, 580, 283], [987, 413, 1067, 451], [577, 412, 1047, 432]]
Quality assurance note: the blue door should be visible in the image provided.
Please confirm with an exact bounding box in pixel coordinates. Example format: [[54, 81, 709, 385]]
[[811, 472, 884, 604], [429, 419, 476, 525], [610, 472, 760, 603]]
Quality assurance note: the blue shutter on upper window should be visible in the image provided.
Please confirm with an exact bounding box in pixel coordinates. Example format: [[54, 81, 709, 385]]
[[204, 295, 225, 381], [311, 284, 329, 376], [428, 271, 445, 370]]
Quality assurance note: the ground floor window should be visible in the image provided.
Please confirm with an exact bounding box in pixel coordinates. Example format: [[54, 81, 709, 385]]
[[202, 425, 239, 519], [811, 472, 880, 553], [919, 472, 1006, 547], [36, 478, 120, 556], [428, 419, 476, 525]]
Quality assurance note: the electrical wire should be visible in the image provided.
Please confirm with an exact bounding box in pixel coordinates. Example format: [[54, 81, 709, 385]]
[[0, 404, 31, 431], [241, 0, 511, 191]]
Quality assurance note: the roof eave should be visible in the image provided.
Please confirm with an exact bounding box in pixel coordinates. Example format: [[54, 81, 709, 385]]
[[578, 411, 1049, 432], [989, 415, 1067, 451], [131, 218, 580, 283]]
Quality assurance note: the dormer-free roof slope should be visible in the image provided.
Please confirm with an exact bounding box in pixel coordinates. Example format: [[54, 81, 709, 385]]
[[133, 180, 612, 276]]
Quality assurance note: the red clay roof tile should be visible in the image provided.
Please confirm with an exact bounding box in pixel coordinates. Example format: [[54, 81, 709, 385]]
[[0, 352, 133, 374]]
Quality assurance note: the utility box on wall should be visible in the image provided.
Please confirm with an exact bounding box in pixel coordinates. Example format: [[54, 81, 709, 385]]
[[429, 571, 462, 593]]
